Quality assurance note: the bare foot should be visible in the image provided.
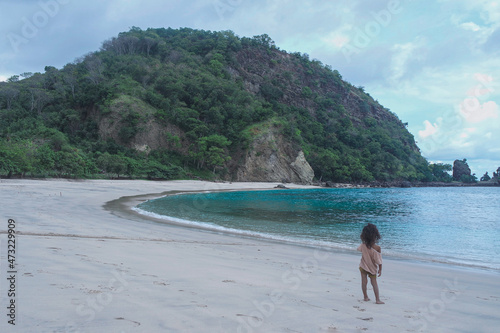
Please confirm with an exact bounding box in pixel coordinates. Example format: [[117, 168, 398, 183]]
[[376, 300, 385, 304], [364, 297, 370, 301]]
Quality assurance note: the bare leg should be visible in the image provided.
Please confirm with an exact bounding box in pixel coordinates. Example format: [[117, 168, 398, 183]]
[[360, 269, 370, 301], [369, 276, 384, 304]]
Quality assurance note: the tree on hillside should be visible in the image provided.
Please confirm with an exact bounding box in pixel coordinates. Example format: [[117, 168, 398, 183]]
[[96, 152, 127, 178], [7, 75, 20, 83], [480, 172, 491, 181], [493, 167, 500, 179], [0, 84, 20, 110], [85, 53, 105, 85], [429, 163, 452, 182], [460, 173, 477, 183], [62, 64, 78, 98], [191, 134, 231, 173]]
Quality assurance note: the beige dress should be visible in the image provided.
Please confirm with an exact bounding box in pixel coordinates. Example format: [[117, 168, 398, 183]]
[[357, 243, 382, 276]]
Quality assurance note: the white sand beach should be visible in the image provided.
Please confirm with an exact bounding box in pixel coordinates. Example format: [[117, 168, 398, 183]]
[[0, 179, 498, 332]]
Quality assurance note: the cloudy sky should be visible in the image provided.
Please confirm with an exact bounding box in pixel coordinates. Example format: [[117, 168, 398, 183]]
[[1, 0, 499, 176]]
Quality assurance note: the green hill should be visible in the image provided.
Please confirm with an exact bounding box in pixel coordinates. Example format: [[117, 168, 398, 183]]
[[0, 27, 438, 182]]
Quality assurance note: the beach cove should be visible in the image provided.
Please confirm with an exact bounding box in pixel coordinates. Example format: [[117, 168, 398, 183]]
[[0, 179, 498, 332]]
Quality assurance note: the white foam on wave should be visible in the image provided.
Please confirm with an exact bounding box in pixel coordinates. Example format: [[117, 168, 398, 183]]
[[132, 206, 357, 252], [132, 205, 498, 272]]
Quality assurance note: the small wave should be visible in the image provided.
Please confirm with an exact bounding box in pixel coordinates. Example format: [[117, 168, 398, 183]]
[[131, 187, 500, 273], [132, 206, 357, 252]]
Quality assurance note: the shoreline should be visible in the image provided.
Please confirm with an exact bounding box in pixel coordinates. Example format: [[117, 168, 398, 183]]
[[0, 179, 498, 332], [2, 175, 499, 189], [114, 188, 499, 273]]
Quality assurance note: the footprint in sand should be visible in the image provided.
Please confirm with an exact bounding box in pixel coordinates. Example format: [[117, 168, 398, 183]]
[[142, 273, 158, 278], [153, 281, 169, 286], [236, 314, 262, 322], [115, 317, 141, 327]]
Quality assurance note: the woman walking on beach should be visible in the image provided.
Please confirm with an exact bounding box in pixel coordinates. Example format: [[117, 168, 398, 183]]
[[357, 223, 385, 304]]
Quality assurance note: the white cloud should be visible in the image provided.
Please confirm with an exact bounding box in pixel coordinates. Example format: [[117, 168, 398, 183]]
[[460, 99, 499, 123], [451, 0, 500, 48], [322, 27, 352, 48], [460, 22, 481, 31], [389, 37, 426, 83], [459, 127, 477, 139], [418, 110, 500, 161], [418, 120, 439, 138], [468, 158, 500, 176], [450, 0, 500, 27], [474, 72, 494, 83], [479, 0, 500, 25], [466, 73, 494, 96]]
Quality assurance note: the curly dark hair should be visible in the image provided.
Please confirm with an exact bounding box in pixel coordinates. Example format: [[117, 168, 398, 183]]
[[360, 223, 381, 249]]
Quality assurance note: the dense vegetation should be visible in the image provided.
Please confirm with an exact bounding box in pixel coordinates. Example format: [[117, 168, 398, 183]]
[[0, 27, 470, 182], [452, 159, 499, 184]]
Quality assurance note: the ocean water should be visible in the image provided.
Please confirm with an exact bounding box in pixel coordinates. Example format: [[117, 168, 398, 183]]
[[134, 187, 500, 271]]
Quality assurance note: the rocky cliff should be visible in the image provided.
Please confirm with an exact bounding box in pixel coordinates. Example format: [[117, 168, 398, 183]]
[[235, 123, 314, 184], [453, 159, 471, 180]]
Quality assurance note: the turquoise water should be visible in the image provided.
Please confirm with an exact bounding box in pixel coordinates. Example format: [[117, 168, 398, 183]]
[[134, 187, 500, 271]]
